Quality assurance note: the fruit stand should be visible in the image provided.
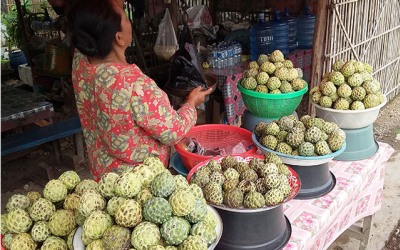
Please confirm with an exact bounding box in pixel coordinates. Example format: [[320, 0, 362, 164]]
[[2, 0, 399, 249]]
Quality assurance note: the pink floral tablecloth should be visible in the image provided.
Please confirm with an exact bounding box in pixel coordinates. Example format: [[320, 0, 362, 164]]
[[283, 142, 395, 250]]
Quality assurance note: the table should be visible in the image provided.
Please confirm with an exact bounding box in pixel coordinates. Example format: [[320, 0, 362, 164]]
[[1, 86, 54, 132], [283, 142, 395, 250]]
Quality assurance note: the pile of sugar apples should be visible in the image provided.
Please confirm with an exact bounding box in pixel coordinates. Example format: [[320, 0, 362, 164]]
[[240, 50, 308, 94], [1, 157, 219, 250], [190, 153, 296, 209], [255, 114, 346, 157], [310, 59, 385, 110]]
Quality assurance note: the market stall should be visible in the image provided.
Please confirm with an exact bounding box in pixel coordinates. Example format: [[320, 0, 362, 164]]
[[1, 0, 399, 249]]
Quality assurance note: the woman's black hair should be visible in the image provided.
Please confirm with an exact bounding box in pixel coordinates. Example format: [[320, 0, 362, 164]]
[[67, 0, 121, 58]]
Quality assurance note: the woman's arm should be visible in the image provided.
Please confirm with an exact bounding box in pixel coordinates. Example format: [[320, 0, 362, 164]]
[[129, 76, 197, 146]]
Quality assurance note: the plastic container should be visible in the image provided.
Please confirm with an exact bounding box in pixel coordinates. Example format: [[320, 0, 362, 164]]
[[296, 6, 316, 49], [334, 125, 379, 161], [170, 152, 189, 177], [174, 125, 257, 170], [289, 163, 337, 199], [241, 110, 298, 132], [187, 155, 299, 249], [249, 13, 274, 61], [238, 83, 308, 118], [271, 11, 290, 56], [311, 95, 387, 129], [252, 133, 347, 166], [9, 50, 27, 75], [283, 8, 297, 52]]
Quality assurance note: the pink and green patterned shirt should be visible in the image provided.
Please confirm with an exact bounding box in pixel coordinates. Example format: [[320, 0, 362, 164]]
[[72, 51, 197, 180]]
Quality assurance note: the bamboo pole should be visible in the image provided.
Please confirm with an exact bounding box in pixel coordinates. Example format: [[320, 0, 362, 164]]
[[309, 0, 330, 114]]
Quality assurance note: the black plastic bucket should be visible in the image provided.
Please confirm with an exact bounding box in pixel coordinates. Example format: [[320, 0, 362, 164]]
[[215, 205, 291, 250], [290, 162, 336, 199]]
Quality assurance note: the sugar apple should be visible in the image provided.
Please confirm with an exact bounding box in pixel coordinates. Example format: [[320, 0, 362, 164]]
[[161, 216, 190, 245], [144, 197, 172, 224], [264, 189, 285, 206], [179, 235, 208, 250], [298, 142, 315, 156], [75, 179, 98, 195], [243, 191, 265, 208], [83, 210, 113, 239], [184, 200, 207, 223], [151, 171, 176, 197], [43, 179, 68, 203], [9, 233, 36, 250], [106, 196, 128, 216], [257, 54, 269, 65], [270, 50, 285, 63], [115, 199, 142, 227], [98, 172, 119, 198], [260, 61, 276, 74], [169, 189, 196, 216], [41, 236, 67, 250], [115, 171, 142, 198], [6, 194, 30, 212], [133, 164, 157, 187], [86, 239, 106, 250], [190, 221, 217, 245], [102, 225, 131, 250], [143, 156, 166, 176], [26, 191, 42, 204], [203, 182, 223, 204], [241, 77, 257, 90], [6, 208, 32, 233], [131, 221, 161, 250], [58, 170, 81, 190], [267, 76, 282, 90], [63, 193, 81, 212], [78, 189, 106, 217], [48, 209, 76, 236], [223, 188, 244, 208]]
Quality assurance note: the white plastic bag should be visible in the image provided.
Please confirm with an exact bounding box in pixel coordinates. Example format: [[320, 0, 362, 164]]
[[154, 9, 178, 61]]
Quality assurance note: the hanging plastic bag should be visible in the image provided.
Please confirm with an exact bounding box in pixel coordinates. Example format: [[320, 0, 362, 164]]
[[167, 25, 206, 91], [153, 9, 178, 61]]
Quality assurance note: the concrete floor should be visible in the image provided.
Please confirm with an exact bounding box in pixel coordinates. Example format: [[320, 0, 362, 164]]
[[327, 150, 400, 250]]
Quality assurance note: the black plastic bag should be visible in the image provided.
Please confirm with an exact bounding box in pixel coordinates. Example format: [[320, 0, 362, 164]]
[[168, 25, 206, 91]]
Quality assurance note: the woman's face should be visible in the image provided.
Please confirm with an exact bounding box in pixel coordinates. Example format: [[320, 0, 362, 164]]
[[112, 0, 132, 47]]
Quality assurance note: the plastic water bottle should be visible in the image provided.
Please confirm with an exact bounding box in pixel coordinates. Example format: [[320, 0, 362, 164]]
[[227, 46, 234, 67], [250, 13, 274, 61], [283, 8, 297, 52], [271, 10, 290, 56], [296, 6, 316, 49]]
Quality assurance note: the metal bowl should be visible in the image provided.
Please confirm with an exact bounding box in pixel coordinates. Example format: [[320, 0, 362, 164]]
[[165, 74, 217, 98]]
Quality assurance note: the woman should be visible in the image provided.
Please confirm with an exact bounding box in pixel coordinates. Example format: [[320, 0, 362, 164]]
[[68, 0, 212, 180]]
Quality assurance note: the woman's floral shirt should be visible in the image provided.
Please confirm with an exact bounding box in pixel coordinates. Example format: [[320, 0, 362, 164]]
[[72, 51, 197, 180]]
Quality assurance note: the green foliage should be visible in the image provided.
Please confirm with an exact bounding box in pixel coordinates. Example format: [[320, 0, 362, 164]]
[[1, 0, 34, 49]]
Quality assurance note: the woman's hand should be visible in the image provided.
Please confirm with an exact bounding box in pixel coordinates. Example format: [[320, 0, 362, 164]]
[[185, 86, 213, 107]]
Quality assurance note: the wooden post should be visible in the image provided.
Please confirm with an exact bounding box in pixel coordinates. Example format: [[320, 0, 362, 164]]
[[167, 0, 179, 35], [309, 0, 329, 114]]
